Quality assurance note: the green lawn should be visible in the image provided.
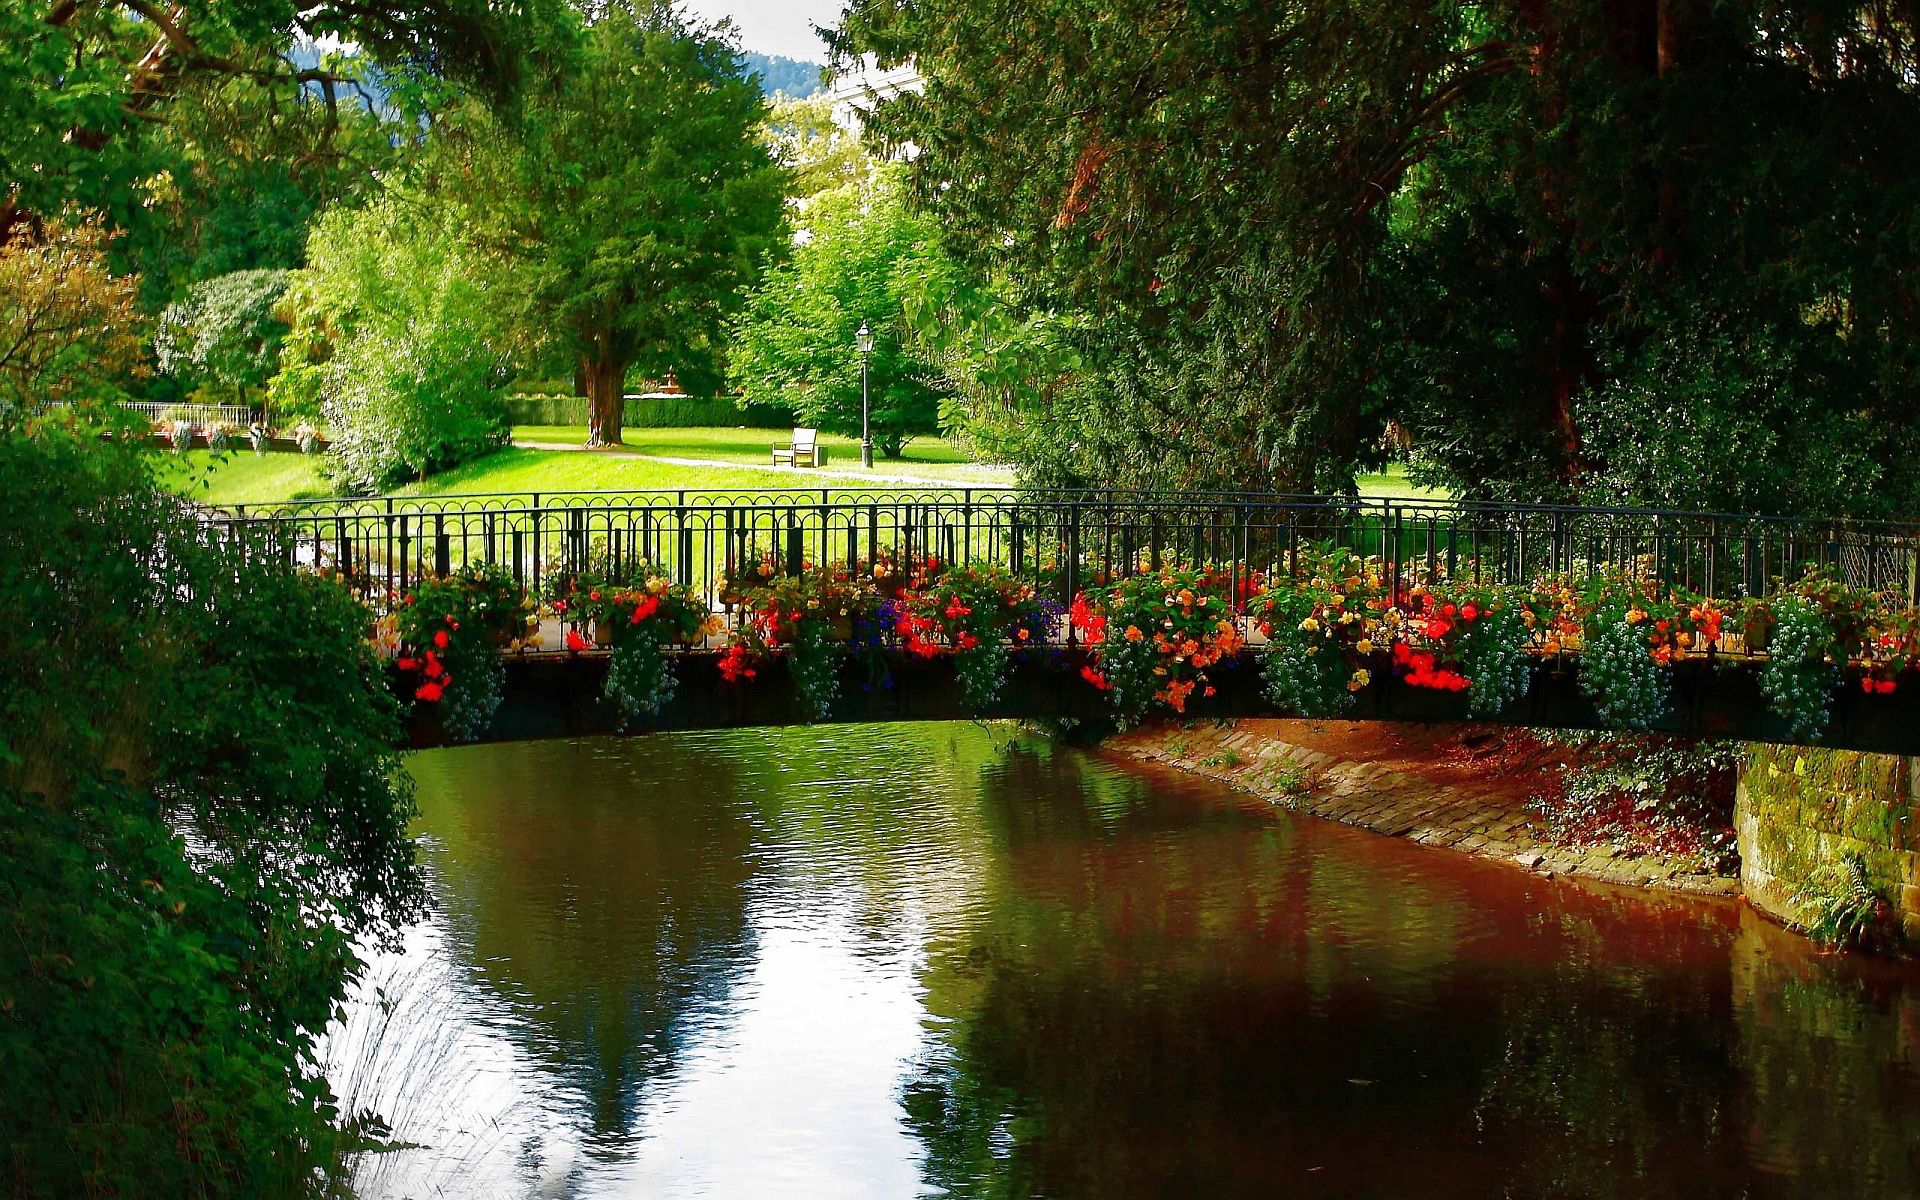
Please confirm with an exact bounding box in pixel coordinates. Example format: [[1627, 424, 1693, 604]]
[[157, 433, 1446, 508], [511, 424, 1015, 485]]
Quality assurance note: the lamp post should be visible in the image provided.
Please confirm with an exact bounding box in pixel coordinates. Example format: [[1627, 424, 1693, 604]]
[[856, 321, 874, 468]]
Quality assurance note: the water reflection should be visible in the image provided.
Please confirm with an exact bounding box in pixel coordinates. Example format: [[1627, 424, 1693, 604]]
[[329, 726, 1920, 1198]]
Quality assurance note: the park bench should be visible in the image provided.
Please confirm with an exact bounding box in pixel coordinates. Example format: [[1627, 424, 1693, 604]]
[[771, 428, 824, 468]]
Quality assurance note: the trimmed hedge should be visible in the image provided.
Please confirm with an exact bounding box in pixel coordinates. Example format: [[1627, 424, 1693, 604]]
[[503, 393, 794, 429]]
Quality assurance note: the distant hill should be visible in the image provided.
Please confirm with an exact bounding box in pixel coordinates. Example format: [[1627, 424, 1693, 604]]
[[740, 52, 825, 98]]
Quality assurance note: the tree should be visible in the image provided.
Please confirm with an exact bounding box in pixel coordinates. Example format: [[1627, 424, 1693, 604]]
[[451, 2, 786, 446], [1, 0, 563, 245], [0, 210, 144, 431], [837, 1, 1920, 512], [271, 194, 510, 490], [730, 170, 946, 457], [153, 268, 291, 409], [0, 432, 420, 1194]]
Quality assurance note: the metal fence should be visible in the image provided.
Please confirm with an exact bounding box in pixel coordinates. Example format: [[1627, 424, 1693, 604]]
[[123, 400, 259, 427], [212, 489, 1920, 621]]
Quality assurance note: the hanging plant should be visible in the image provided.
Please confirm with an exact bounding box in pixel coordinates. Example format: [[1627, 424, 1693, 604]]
[[1250, 548, 1383, 718], [722, 563, 884, 721], [1077, 565, 1245, 725], [398, 564, 533, 741], [1393, 581, 1532, 717], [1758, 593, 1841, 740], [895, 563, 1051, 713]]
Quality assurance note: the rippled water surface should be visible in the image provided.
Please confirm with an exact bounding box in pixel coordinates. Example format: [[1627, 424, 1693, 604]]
[[329, 726, 1920, 1198]]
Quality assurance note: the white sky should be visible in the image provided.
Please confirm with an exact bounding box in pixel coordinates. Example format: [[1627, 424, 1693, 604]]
[[684, 0, 846, 61]]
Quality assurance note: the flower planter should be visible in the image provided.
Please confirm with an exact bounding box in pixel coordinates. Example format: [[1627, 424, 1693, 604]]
[[593, 619, 617, 648]]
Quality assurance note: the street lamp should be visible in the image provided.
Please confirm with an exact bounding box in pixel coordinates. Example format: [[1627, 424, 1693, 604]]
[[856, 321, 875, 468]]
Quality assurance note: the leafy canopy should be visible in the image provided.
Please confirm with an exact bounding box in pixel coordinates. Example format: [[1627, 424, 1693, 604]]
[[153, 268, 292, 403], [838, 0, 1920, 513], [0, 433, 420, 1195]]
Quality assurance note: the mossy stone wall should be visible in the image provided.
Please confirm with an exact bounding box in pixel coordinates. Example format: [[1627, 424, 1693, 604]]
[[1735, 745, 1919, 938]]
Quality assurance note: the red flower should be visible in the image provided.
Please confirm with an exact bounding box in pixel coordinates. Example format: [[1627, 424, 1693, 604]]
[[565, 628, 589, 652], [433, 628, 451, 649], [424, 650, 443, 678], [1460, 604, 1479, 622], [396, 657, 419, 671], [1440, 603, 1457, 619], [630, 595, 660, 625], [415, 681, 445, 702], [1080, 665, 1111, 691], [1426, 618, 1451, 640]]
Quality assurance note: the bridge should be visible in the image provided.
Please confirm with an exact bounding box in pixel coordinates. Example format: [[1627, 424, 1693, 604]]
[[213, 488, 1920, 753]]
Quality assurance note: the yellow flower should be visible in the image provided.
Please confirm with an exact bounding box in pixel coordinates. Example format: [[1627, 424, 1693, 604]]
[[646, 576, 669, 594], [1355, 638, 1374, 654], [1298, 617, 1321, 633], [1347, 668, 1371, 692]]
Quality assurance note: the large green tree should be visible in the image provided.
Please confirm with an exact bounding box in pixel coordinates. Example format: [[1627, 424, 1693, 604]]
[[451, 2, 786, 446], [838, 1, 1920, 513], [730, 170, 947, 457]]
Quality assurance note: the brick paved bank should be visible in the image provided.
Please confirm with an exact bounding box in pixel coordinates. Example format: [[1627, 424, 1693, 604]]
[[1105, 719, 1740, 897]]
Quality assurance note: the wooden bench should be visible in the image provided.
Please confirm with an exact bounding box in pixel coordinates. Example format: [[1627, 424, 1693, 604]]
[[771, 427, 824, 468]]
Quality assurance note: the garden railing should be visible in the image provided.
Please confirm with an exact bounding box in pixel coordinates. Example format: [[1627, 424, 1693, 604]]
[[212, 488, 1920, 630]]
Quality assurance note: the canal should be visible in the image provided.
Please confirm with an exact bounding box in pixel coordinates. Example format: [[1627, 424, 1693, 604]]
[[328, 724, 1920, 1198]]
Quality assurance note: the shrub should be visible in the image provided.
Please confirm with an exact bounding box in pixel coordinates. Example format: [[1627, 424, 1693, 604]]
[[1076, 566, 1246, 724]]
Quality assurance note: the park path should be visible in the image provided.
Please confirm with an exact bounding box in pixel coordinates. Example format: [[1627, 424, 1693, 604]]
[[513, 439, 1011, 489]]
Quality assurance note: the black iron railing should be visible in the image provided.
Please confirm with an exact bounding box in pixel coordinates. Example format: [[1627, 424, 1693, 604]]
[[213, 488, 1920, 617]]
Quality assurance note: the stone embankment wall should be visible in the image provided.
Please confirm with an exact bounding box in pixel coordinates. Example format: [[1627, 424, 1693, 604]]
[[1736, 746, 1919, 939], [1106, 720, 1738, 896]]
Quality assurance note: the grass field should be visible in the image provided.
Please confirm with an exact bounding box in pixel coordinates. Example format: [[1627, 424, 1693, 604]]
[[157, 428, 1446, 507], [511, 425, 1015, 485]]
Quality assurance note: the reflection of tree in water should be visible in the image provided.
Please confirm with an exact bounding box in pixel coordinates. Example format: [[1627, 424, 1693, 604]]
[[904, 743, 1503, 1197], [408, 738, 759, 1150]]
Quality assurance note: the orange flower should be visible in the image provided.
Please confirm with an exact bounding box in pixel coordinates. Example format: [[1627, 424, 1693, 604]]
[[1125, 624, 1145, 642]]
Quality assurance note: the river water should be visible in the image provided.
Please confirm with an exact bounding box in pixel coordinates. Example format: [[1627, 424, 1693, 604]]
[[328, 725, 1920, 1198]]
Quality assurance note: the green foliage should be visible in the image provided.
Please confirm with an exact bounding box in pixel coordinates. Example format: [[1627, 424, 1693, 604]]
[[1797, 851, 1896, 950], [1528, 734, 1739, 873], [730, 167, 945, 456], [762, 95, 870, 201], [274, 194, 510, 489], [0, 433, 419, 1195], [153, 268, 291, 403], [451, 2, 786, 444], [838, 1, 1920, 510]]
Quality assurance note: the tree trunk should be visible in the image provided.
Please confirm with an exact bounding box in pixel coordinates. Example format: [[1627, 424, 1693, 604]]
[[583, 352, 627, 447]]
